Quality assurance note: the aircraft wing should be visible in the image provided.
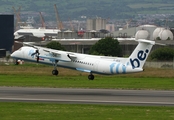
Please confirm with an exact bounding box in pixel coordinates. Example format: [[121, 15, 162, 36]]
[[41, 48, 73, 62], [43, 49, 61, 56], [15, 41, 39, 49], [67, 53, 77, 60], [14, 35, 25, 39], [42, 48, 78, 61], [39, 55, 71, 62], [15, 41, 78, 62]]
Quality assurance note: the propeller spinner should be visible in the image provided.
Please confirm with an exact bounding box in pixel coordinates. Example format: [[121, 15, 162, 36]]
[[31, 49, 40, 62]]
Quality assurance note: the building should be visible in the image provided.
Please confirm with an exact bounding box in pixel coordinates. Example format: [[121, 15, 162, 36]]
[[0, 14, 14, 57], [14, 24, 174, 56], [112, 25, 157, 38], [86, 18, 106, 31], [106, 24, 115, 32]]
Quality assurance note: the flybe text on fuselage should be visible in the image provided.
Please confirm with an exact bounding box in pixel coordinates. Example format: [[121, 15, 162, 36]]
[[109, 63, 126, 74]]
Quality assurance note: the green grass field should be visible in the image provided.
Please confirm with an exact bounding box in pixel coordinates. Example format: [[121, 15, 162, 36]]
[[0, 63, 174, 90], [0, 74, 174, 90], [0, 102, 174, 120], [0, 63, 174, 120]]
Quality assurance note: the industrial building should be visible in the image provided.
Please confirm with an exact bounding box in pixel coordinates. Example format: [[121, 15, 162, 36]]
[[113, 24, 174, 41], [13, 15, 174, 57], [14, 26, 174, 57], [56, 25, 174, 56], [86, 18, 106, 31], [0, 15, 14, 57]]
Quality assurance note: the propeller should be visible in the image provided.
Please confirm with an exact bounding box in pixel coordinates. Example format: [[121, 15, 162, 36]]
[[31, 49, 40, 62]]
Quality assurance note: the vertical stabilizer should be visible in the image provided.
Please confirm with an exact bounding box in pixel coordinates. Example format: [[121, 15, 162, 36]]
[[125, 39, 155, 69]]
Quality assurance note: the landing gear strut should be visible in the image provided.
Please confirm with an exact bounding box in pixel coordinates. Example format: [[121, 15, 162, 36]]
[[15, 59, 19, 65], [88, 73, 94, 80], [52, 60, 59, 76]]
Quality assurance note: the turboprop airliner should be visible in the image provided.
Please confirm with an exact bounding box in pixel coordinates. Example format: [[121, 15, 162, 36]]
[[11, 39, 155, 80], [14, 28, 60, 39]]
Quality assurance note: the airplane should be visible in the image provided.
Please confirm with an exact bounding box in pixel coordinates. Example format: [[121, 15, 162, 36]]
[[11, 39, 155, 80], [14, 28, 61, 40]]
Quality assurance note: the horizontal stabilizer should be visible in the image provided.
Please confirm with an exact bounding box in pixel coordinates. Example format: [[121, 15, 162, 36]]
[[155, 42, 166, 46], [135, 39, 155, 45], [136, 39, 166, 46]]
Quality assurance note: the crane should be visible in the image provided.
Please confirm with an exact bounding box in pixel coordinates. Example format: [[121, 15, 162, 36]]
[[54, 4, 63, 30], [69, 18, 74, 31], [39, 12, 45, 28], [123, 19, 132, 29], [12, 6, 21, 30], [106, 17, 110, 24]]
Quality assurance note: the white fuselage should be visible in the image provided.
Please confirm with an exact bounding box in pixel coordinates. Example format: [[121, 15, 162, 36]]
[[14, 28, 61, 39], [11, 39, 155, 78], [11, 46, 143, 75]]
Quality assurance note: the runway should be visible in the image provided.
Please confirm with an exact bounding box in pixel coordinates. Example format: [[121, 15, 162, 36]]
[[0, 87, 174, 106]]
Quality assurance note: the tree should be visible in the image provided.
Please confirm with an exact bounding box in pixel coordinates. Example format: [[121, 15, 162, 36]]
[[150, 47, 174, 61], [46, 41, 66, 51], [89, 37, 122, 56]]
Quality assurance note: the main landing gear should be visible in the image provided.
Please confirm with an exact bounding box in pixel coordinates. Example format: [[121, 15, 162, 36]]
[[88, 73, 94, 80], [52, 60, 59, 76], [52, 69, 58, 75], [51, 60, 95, 80]]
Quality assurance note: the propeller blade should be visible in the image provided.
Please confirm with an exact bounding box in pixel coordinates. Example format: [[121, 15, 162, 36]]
[[31, 49, 39, 56], [31, 52, 37, 56], [31, 49, 40, 62]]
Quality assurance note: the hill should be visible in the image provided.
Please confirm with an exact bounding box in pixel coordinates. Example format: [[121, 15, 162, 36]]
[[1, 0, 174, 20]]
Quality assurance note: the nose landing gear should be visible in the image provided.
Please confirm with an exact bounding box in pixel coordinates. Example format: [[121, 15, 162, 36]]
[[52, 60, 59, 76]]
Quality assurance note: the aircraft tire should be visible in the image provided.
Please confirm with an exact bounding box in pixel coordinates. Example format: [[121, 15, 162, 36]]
[[52, 70, 59, 75], [88, 74, 94, 80]]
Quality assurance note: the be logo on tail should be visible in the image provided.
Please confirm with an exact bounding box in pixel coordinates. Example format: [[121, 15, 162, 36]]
[[130, 49, 149, 69]]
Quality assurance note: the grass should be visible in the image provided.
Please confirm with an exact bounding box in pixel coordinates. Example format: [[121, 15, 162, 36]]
[[0, 74, 174, 89], [0, 63, 174, 120], [0, 63, 174, 90], [0, 102, 174, 120]]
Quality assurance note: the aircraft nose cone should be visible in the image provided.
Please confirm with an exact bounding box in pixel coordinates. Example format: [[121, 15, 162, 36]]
[[10, 52, 15, 58], [11, 51, 18, 58]]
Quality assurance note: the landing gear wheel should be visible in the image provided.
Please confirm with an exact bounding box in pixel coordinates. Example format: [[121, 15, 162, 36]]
[[52, 70, 59, 75], [88, 74, 94, 80], [52, 60, 59, 76]]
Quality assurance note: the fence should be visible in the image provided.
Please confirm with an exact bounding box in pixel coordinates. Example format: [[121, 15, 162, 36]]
[[1, 58, 174, 69], [145, 61, 174, 69]]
